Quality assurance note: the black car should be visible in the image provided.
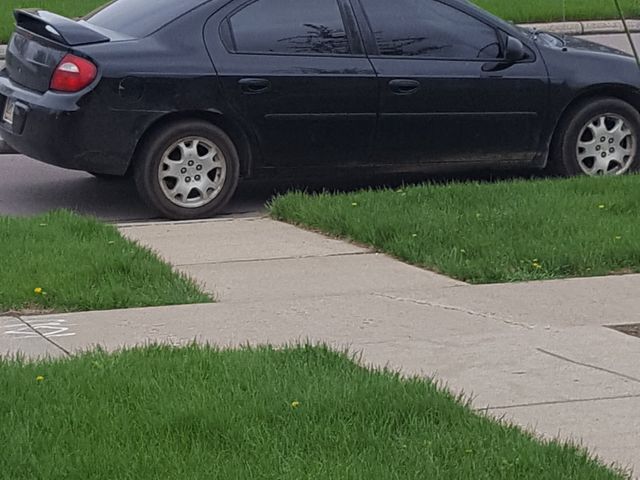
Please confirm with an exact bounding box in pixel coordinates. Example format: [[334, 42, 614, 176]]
[[1, 0, 639, 219]]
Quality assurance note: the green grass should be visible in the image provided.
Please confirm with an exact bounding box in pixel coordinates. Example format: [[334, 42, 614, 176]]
[[1, 0, 105, 43], [269, 175, 640, 284], [475, 0, 640, 24], [0, 344, 626, 479], [0, 210, 210, 313], [1, 0, 639, 43]]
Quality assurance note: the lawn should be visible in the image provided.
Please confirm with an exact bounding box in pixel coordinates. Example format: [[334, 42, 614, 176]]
[[0, 344, 626, 479], [475, 0, 640, 24], [269, 175, 640, 284], [0, 0, 639, 43], [0, 210, 210, 313], [1, 0, 104, 43]]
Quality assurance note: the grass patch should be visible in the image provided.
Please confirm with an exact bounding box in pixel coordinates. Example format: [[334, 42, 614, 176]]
[[0, 344, 626, 479], [269, 176, 640, 284], [476, 0, 640, 24], [1, 0, 105, 44], [0, 0, 639, 43], [0, 210, 210, 313]]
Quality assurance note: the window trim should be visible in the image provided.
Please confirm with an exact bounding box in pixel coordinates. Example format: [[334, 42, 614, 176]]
[[220, 0, 365, 57], [352, 0, 529, 62]]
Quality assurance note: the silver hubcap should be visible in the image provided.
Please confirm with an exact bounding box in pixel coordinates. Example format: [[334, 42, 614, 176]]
[[576, 114, 636, 176], [158, 136, 227, 208]]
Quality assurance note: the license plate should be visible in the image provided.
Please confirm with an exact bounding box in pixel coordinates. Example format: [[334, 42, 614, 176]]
[[3, 99, 15, 125]]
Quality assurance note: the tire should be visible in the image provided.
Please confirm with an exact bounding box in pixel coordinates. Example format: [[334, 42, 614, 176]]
[[551, 97, 640, 176], [134, 120, 240, 220]]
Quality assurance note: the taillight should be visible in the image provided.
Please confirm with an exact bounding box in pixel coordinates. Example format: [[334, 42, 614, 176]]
[[50, 54, 97, 93]]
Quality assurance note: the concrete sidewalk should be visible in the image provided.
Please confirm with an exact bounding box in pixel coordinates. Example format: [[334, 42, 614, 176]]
[[2, 215, 639, 475]]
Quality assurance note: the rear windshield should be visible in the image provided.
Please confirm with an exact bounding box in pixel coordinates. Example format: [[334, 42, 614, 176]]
[[84, 0, 210, 37]]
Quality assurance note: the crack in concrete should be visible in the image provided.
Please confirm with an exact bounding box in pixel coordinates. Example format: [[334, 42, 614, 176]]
[[537, 348, 640, 384], [373, 293, 535, 329], [8, 314, 72, 357], [175, 250, 372, 268], [481, 393, 640, 411]]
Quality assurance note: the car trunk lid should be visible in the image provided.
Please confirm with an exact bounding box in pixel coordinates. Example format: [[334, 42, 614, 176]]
[[6, 9, 110, 93]]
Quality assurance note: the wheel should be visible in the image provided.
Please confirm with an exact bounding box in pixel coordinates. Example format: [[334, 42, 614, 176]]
[[88, 172, 123, 181], [134, 120, 240, 220], [552, 98, 640, 176]]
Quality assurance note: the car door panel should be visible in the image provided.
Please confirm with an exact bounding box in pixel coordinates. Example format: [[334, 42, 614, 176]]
[[355, 0, 550, 166], [216, 54, 378, 168], [371, 58, 549, 164], [205, 0, 378, 170]]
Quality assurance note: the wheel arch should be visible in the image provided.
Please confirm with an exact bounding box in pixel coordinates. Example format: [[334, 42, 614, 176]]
[[549, 84, 640, 163], [129, 110, 255, 178]]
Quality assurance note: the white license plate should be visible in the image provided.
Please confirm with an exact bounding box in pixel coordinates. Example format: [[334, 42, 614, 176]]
[[2, 99, 15, 125]]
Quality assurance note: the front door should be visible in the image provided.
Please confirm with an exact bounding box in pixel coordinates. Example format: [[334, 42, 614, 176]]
[[208, 0, 378, 170], [355, 0, 549, 166]]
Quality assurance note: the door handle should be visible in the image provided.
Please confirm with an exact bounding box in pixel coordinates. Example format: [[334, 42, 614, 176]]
[[389, 79, 420, 95], [238, 78, 271, 94]]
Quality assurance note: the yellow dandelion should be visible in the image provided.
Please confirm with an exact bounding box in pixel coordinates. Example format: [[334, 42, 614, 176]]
[[34, 287, 43, 295], [36, 375, 45, 382], [291, 401, 301, 409], [532, 262, 542, 269]]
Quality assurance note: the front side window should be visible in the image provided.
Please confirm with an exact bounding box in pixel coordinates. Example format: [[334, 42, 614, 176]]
[[228, 0, 351, 55], [361, 0, 501, 59]]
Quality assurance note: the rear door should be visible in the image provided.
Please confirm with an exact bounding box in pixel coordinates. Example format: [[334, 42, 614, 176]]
[[354, 0, 549, 166], [206, 0, 378, 169]]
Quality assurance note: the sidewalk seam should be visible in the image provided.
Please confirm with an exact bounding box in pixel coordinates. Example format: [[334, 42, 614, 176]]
[[117, 214, 267, 229], [11, 314, 71, 357], [372, 292, 535, 329], [175, 250, 372, 268], [537, 348, 640, 384], [482, 392, 640, 411]]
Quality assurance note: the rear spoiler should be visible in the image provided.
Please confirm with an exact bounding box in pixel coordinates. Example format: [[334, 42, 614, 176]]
[[14, 9, 109, 46]]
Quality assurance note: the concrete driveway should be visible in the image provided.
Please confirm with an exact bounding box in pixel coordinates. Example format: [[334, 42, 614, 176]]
[[0, 33, 639, 220]]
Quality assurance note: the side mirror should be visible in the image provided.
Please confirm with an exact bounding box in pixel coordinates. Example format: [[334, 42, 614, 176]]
[[505, 36, 527, 62]]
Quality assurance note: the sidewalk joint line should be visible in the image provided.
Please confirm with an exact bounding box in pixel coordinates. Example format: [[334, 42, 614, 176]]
[[537, 348, 640, 384], [481, 393, 640, 411], [175, 250, 372, 267], [372, 293, 535, 329], [16, 315, 72, 357], [117, 214, 266, 229]]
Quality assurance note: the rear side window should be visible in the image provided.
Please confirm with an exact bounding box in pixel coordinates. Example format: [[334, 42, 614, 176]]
[[361, 0, 501, 59], [227, 0, 351, 55], [84, 0, 208, 37]]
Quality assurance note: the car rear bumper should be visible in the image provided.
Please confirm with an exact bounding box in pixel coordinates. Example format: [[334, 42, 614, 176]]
[[0, 71, 142, 175]]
